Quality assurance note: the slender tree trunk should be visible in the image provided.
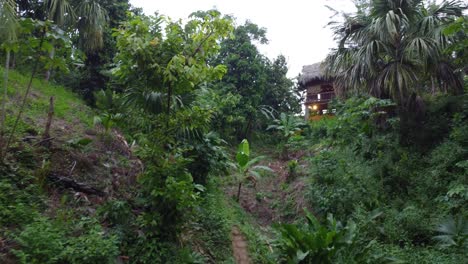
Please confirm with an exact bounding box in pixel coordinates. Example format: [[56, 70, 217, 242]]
[[3, 29, 46, 158], [431, 77, 436, 94], [41, 96, 54, 148], [0, 50, 11, 159], [243, 117, 252, 141], [10, 52, 16, 69], [236, 182, 242, 202], [166, 83, 172, 131], [45, 47, 55, 81]]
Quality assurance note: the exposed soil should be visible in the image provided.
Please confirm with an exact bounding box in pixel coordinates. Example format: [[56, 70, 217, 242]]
[[226, 150, 311, 226], [231, 226, 251, 264]]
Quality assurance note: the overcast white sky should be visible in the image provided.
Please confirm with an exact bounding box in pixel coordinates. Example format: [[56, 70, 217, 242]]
[[129, 0, 356, 78]]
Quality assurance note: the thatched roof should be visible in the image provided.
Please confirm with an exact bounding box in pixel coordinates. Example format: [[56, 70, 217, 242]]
[[298, 62, 327, 86]]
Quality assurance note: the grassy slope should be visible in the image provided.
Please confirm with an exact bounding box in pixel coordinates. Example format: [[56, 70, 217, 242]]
[[0, 69, 137, 263], [1, 68, 92, 138]]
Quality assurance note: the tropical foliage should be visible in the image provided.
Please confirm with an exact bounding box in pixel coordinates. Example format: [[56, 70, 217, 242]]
[[275, 212, 358, 264], [0, 0, 466, 263], [325, 0, 465, 104]]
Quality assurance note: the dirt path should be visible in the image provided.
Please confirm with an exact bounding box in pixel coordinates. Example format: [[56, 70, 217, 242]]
[[226, 151, 311, 262], [231, 226, 251, 264]]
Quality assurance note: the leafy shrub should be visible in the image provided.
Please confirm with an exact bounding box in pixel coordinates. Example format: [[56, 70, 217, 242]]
[[185, 131, 230, 185], [404, 94, 467, 149], [379, 206, 433, 246], [62, 219, 119, 264], [12, 217, 119, 264], [274, 212, 359, 264], [12, 218, 65, 264], [307, 147, 382, 218], [0, 180, 40, 227], [123, 235, 172, 264], [137, 146, 201, 239], [326, 97, 397, 149], [0, 164, 41, 227], [97, 199, 133, 227]]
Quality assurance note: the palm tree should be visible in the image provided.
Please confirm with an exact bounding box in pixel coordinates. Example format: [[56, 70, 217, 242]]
[[267, 112, 305, 159], [44, 0, 108, 80], [433, 215, 467, 249], [325, 0, 465, 105]]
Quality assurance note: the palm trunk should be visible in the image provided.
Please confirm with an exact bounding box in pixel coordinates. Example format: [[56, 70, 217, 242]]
[[0, 50, 11, 159]]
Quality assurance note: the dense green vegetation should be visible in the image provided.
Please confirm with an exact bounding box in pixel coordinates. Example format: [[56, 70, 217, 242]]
[[0, 0, 466, 263]]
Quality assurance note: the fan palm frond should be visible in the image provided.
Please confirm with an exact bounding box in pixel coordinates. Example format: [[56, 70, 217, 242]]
[[0, 0, 18, 41], [45, 0, 75, 27], [76, 0, 108, 52], [324, 0, 464, 104]]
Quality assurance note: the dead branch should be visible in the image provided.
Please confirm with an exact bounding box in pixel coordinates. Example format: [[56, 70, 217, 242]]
[[33, 137, 55, 146], [48, 173, 106, 197]]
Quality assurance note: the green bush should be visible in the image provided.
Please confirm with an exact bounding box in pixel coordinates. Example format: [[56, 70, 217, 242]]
[[12, 217, 119, 264], [185, 131, 230, 186], [0, 180, 40, 227], [62, 222, 119, 264], [307, 147, 382, 218], [274, 212, 361, 264], [12, 218, 65, 264]]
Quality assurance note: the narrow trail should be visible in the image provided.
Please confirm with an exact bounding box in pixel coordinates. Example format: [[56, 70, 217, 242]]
[[226, 151, 311, 263], [231, 226, 251, 264]]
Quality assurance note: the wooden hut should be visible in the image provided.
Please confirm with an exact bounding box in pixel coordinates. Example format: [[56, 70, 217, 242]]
[[298, 62, 335, 120]]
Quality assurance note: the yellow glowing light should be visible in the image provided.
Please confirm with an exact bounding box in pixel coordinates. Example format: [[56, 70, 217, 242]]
[[312, 105, 318, 110]]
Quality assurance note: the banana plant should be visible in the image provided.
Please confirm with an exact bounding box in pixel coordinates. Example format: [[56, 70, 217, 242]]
[[233, 139, 272, 202]]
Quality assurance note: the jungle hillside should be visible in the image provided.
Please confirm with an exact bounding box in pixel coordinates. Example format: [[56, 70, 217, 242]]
[[0, 0, 467, 263]]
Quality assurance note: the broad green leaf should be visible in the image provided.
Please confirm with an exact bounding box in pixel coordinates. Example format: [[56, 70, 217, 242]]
[[236, 139, 250, 167]]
